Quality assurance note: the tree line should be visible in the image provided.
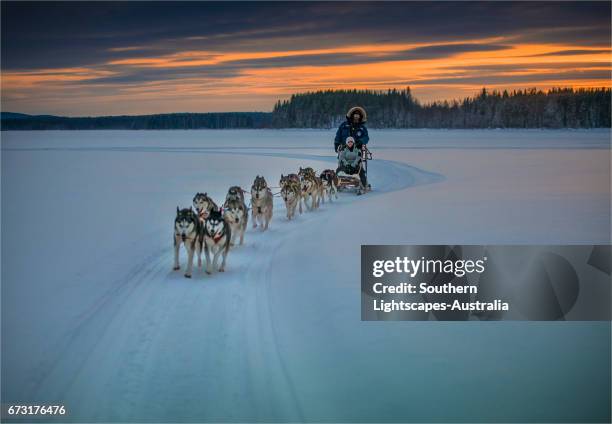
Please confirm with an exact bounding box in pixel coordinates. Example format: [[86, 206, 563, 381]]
[[271, 87, 611, 128], [2, 87, 610, 130], [0, 112, 272, 130]]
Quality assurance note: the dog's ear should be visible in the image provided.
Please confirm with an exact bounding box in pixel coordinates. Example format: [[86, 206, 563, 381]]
[[177, 206, 180, 214]]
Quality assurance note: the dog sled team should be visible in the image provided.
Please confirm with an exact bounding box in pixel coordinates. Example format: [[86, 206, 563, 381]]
[[173, 106, 372, 278]]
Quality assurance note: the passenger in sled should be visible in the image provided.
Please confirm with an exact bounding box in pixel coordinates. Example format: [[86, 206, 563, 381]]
[[336, 137, 367, 188]]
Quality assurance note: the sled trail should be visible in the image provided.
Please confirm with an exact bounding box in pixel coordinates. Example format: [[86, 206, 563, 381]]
[[3, 129, 609, 423]]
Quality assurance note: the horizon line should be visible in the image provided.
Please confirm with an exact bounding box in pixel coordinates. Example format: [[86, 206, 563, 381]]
[[3, 86, 610, 119]]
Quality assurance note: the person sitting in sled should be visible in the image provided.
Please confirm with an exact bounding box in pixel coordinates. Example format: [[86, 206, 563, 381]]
[[337, 137, 367, 187], [334, 106, 369, 152]]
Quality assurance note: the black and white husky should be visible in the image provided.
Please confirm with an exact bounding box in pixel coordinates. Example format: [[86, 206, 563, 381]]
[[173, 207, 202, 278], [193, 192, 219, 223], [203, 209, 231, 274], [251, 175, 273, 230]]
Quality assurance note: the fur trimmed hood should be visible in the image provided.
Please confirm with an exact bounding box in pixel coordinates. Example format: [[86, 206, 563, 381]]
[[346, 106, 367, 123]]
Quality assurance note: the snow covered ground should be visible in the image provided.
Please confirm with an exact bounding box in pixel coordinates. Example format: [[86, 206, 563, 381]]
[[2, 129, 610, 422]]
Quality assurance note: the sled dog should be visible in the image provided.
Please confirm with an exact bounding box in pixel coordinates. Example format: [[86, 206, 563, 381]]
[[298, 167, 321, 210], [203, 209, 231, 273], [319, 169, 339, 202], [280, 173, 300, 189], [251, 175, 273, 230], [223, 196, 248, 246], [281, 179, 301, 220], [225, 185, 245, 204], [193, 192, 219, 223], [173, 207, 202, 278]]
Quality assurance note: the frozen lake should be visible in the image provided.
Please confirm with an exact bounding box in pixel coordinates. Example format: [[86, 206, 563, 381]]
[[1, 129, 610, 422]]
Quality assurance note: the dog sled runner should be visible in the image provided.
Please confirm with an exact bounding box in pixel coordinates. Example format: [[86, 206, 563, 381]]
[[336, 146, 372, 195]]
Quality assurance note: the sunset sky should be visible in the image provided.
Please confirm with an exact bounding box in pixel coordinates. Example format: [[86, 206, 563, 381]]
[[1, 1, 610, 116]]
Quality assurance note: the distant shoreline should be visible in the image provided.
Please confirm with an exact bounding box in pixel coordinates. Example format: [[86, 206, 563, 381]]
[[3, 87, 610, 130]]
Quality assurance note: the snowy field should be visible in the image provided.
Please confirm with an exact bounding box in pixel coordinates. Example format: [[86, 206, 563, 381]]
[[2, 129, 610, 422]]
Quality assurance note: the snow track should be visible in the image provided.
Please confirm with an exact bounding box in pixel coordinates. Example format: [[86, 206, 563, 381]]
[[4, 142, 440, 421], [3, 130, 609, 422]]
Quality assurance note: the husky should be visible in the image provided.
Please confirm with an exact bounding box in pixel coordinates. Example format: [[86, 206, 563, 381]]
[[225, 185, 245, 204], [319, 169, 339, 202], [173, 207, 202, 278], [223, 196, 248, 246], [298, 167, 321, 210], [193, 192, 219, 224], [251, 175, 273, 230], [203, 209, 231, 274], [280, 173, 300, 189], [281, 179, 301, 220]]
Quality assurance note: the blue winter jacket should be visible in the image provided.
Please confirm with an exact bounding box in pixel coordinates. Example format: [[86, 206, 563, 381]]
[[334, 120, 369, 151]]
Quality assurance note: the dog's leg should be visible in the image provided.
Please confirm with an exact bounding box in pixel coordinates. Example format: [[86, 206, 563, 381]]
[[173, 236, 181, 270], [230, 226, 236, 246], [197, 238, 202, 268], [264, 210, 270, 230], [239, 225, 245, 245], [204, 242, 212, 275], [219, 245, 229, 272], [212, 248, 221, 272], [252, 208, 257, 228], [185, 240, 195, 278]]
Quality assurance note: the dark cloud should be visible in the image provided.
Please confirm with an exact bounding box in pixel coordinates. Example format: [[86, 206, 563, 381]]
[[61, 42, 512, 87], [523, 49, 611, 57], [440, 61, 611, 73], [2, 1, 610, 70], [394, 70, 612, 87]]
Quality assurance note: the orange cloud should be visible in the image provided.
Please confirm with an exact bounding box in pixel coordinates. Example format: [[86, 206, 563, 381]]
[[2, 36, 610, 115]]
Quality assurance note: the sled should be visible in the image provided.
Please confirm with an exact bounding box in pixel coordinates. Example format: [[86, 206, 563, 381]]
[[336, 146, 372, 195]]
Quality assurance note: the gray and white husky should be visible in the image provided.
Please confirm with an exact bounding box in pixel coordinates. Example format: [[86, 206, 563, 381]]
[[193, 192, 219, 223], [251, 175, 273, 230], [281, 181, 301, 220], [298, 167, 321, 210], [223, 194, 248, 246], [225, 185, 245, 204], [173, 207, 202, 278], [203, 209, 231, 274], [319, 169, 339, 202]]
